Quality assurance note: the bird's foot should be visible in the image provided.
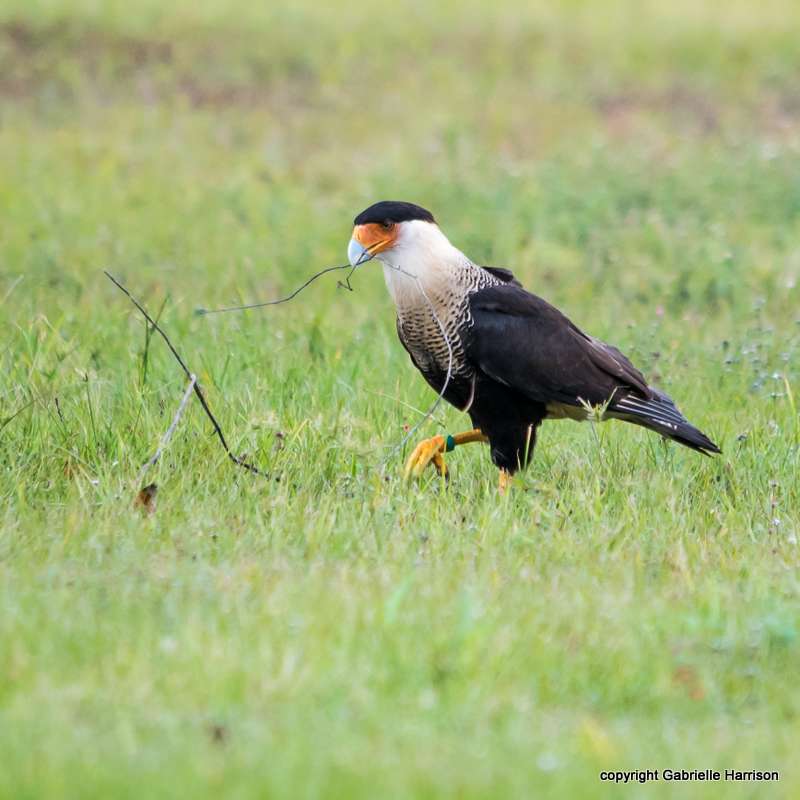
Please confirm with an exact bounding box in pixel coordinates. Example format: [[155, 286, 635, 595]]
[[403, 435, 448, 479], [498, 469, 513, 494]]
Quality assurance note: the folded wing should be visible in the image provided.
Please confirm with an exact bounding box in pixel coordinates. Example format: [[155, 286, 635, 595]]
[[463, 282, 720, 454]]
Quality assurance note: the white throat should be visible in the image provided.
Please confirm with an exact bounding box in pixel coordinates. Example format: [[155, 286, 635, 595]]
[[377, 220, 472, 309]]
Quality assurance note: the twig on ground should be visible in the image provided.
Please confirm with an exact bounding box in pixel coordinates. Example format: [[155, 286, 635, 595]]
[[104, 270, 267, 478], [141, 294, 169, 388], [135, 374, 196, 487]]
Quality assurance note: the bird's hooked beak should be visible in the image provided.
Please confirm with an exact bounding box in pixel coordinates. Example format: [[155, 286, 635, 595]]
[[348, 223, 397, 267], [347, 237, 370, 268]]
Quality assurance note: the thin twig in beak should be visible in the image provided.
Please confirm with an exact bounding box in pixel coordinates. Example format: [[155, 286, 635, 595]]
[[195, 263, 355, 315]]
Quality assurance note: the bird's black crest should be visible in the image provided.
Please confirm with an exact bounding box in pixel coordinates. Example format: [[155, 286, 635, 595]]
[[354, 201, 435, 226]]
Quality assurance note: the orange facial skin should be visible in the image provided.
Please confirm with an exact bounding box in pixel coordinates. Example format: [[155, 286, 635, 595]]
[[352, 222, 399, 256]]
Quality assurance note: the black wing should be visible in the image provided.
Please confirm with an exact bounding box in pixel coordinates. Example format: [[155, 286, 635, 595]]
[[464, 283, 651, 407], [463, 283, 720, 454]]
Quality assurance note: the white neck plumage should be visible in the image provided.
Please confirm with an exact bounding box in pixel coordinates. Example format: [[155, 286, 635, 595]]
[[376, 220, 473, 310]]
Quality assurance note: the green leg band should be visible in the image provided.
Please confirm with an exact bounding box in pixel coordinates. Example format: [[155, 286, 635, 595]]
[[445, 434, 456, 453]]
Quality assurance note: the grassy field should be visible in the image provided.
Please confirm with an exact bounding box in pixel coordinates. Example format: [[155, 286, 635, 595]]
[[2, 0, 800, 796]]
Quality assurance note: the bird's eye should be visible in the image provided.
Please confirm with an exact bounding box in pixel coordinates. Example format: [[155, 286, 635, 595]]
[[381, 220, 394, 230]]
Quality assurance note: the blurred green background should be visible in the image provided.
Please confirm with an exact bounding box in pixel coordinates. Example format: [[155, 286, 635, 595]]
[[1, 1, 799, 798]]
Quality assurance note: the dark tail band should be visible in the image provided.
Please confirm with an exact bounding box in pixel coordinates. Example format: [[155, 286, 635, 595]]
[[611, 391, 721, 455]]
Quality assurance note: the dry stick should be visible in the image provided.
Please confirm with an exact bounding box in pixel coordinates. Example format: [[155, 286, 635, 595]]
[[135, 374, 196, 487], [104, 271, 267, 477], [190, 253, 454, 470], [141, 293, 169, 388], [194, 263, 353, 315]]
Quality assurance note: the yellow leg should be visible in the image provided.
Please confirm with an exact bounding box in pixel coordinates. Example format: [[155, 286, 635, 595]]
[[403, 429, 488, 479], [498, 469, 513, 494]]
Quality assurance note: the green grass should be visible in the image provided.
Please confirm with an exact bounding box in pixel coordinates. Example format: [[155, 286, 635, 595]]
[[1, 0, 800, 797]]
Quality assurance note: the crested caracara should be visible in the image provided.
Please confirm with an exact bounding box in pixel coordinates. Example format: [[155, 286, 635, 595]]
[[348, 201, 720, 491]]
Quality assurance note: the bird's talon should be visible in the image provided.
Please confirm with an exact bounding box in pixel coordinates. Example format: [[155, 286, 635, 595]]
[[403, 435, 447, 479]]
